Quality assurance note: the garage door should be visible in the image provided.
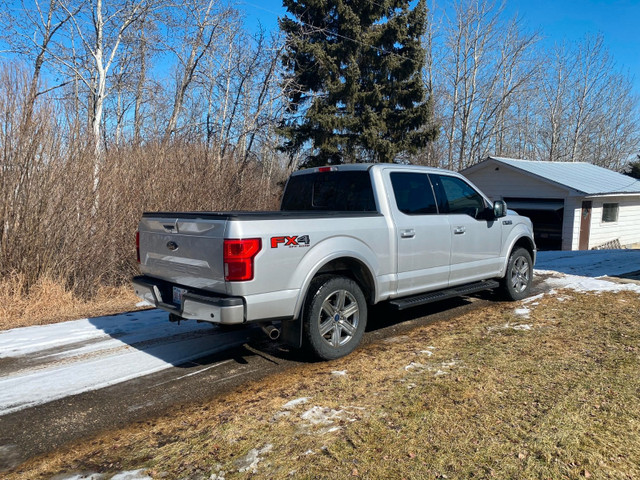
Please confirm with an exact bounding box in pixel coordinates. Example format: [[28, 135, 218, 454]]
[[504, 198, 564, 251]]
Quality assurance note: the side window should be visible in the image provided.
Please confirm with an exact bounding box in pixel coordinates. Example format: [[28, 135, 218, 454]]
[[390, 172, 438, 215], [431, 174, 487, 217], [602, 203, 619, 223]]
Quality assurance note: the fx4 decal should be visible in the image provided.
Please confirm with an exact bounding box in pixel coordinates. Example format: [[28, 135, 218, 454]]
[[271, 235, 311, 248]]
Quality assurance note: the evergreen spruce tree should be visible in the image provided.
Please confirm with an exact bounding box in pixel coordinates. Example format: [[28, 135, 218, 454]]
[[627, 156, 640, 179], [279, 0, 437, 166]]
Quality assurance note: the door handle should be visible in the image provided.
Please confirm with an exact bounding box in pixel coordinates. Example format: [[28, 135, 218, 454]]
[[401, 229, 416, 238], [454, 226, 466, 235]]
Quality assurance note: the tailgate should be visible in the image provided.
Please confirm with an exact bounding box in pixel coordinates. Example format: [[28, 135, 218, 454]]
[[138, 215, 227, 292]]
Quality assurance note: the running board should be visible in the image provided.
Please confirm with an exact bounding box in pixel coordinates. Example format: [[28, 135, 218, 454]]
[[389, 280, 500, 311]]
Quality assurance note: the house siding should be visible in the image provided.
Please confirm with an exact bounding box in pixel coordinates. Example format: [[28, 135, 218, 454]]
[[587, 197, 640, 249], [563, 197, 582, 251]]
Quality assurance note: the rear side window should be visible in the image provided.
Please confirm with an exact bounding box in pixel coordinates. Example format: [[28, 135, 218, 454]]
[[281, 171, 377, 211], [431, 174, 487, 216], [390, 172, 437, 215]]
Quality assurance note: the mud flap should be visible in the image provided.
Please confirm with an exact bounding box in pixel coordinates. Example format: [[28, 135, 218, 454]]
[[280, 317, 302, 348]]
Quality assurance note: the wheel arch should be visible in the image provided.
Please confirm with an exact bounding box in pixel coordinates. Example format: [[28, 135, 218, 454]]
[[293, 255, 376, 320], [500, 230, 536, 277], [512, 236, 535, 262]]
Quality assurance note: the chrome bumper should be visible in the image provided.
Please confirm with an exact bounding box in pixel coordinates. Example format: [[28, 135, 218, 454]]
[[132, 276, 245, 324]]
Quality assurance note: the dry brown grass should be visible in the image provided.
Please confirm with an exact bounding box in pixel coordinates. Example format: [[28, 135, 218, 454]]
[[0, 274, 146, 330], [5, 290, 640, 480]]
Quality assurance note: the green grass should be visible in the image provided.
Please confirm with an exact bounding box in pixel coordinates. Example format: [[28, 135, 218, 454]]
[[8, 290, 640, 480]]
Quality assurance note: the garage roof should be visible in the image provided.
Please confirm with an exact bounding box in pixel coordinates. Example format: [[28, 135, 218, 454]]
[[485, 156, 640, 195]]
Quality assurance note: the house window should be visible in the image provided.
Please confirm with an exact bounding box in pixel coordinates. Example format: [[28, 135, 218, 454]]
[[602, 203, 619, 223]]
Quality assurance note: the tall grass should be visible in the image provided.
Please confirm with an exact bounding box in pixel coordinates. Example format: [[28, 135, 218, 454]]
[[0, 65, 285, 313]]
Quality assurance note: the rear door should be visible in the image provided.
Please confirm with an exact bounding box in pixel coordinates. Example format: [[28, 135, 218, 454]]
[[386, 171, 451, 296], [430, 174, 503, 284]]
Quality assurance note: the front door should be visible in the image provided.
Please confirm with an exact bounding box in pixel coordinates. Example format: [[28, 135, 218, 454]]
[[430, 174, 503, 284], [579, 201, 592, 250]]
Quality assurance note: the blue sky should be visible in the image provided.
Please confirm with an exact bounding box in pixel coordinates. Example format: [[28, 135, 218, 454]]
[[237, 0, 640, 93]]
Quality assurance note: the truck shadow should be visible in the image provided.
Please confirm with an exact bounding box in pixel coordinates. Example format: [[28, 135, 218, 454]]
[[86, 283, 541, 368], [86, 308, 268, 369]]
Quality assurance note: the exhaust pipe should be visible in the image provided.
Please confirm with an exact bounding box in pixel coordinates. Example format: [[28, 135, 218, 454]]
[[261, 323, 280, 340]]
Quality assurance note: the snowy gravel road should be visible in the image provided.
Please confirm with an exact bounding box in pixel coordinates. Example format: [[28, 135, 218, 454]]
[[0, 309, 260, 416]]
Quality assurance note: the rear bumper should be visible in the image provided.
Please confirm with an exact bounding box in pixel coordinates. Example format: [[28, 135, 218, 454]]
[[132, 276, 245, 325]]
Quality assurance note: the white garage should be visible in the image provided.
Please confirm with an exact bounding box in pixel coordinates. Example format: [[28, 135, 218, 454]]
[[462, 156, 640, 251]]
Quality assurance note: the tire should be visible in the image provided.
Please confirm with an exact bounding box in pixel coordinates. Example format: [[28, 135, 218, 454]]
[[500, 247, 533, 301], [302, 275, 368, 361]]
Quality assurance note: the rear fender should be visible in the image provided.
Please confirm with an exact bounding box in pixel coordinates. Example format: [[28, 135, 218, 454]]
[[291, 237, 379, 319]]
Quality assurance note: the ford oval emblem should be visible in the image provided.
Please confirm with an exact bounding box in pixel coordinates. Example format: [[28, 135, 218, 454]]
[[166, 241, 179, 251]]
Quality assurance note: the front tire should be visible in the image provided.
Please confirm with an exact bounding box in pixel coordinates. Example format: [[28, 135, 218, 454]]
[[501, 247, 533, 300], [302, 275, 367, 361]]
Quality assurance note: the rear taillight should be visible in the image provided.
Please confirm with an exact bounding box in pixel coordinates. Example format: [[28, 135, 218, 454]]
[[224, 238, 261, 281], [136, 230, 140, 263]]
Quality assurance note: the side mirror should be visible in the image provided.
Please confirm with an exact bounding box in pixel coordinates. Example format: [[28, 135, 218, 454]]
[[493, 200, 507, 219]]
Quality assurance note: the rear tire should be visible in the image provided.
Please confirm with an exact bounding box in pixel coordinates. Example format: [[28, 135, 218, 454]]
[[302, 275, 367, 361], [500, 247, 533, 300]]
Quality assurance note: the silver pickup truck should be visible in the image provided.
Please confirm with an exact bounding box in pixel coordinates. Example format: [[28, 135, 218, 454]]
[[134, 164, 535, 360]]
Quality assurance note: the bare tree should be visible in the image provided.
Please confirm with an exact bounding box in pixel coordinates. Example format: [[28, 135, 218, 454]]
[[434, 0, 539, 170], [534, 34, 640, 168], [163, 0, 234, 141]]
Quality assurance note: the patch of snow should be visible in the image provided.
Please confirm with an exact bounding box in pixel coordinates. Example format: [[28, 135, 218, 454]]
[[404, 360, 458, 377], [297, 405, 361, 434], [210, 463, 226, 480], [53, 474, 105, 480], [514, 308, 530, 318], [301, 406, 346, 425], [535, 249, 640, 277], [135, 301, 153, 307], [405, 362, 425, 371], [420, 350, 434, 357], [235, 444, 273, 474], [282, 397, 311, 410], [54, 471, 151, 480], [541, 272, 640, 294], [331, 370, 347, 377], [522, 293, 545, 304], [512, 324, 532, 331], [111, 470, 153, 480]]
